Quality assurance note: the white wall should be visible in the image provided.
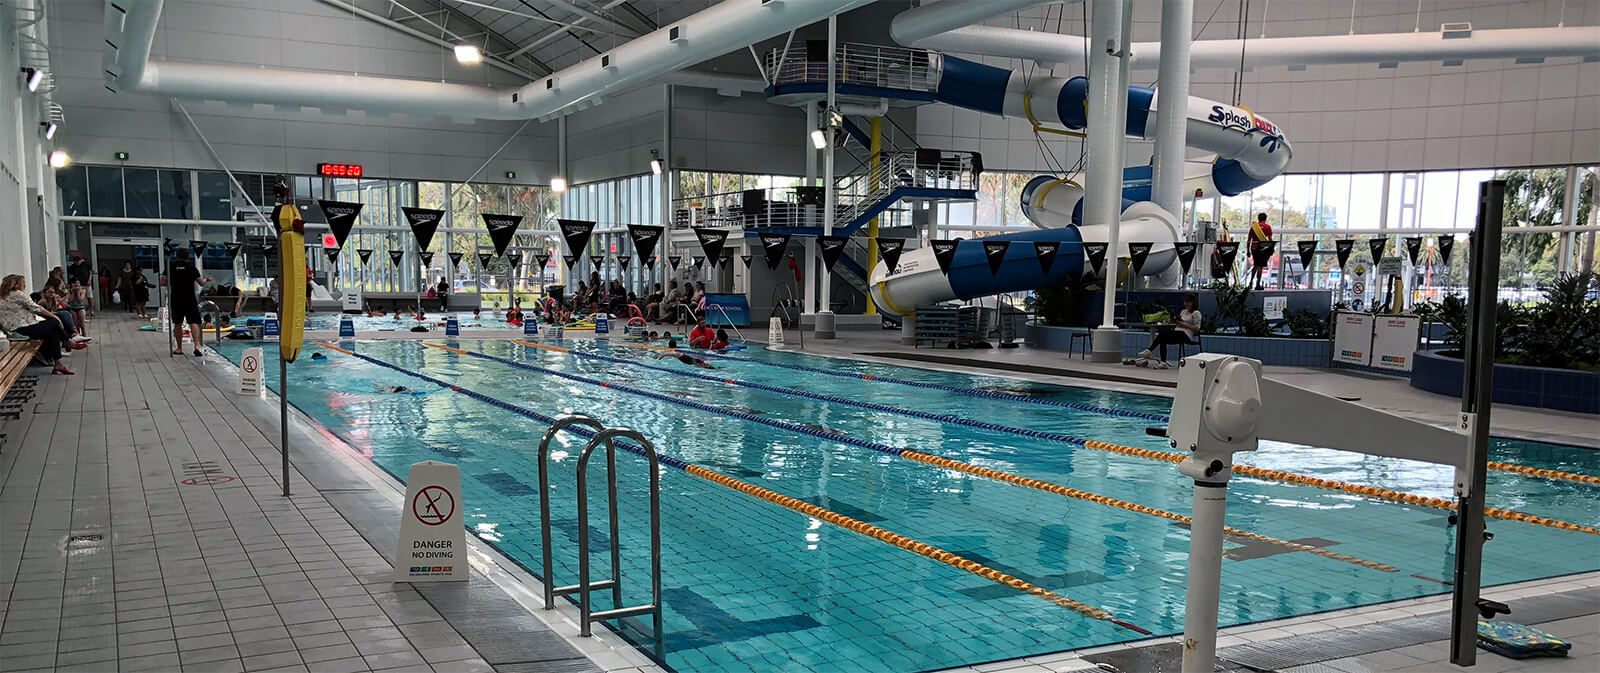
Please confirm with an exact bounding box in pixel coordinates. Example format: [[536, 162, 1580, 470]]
[[564, 85, 665, 185], [918, 0, 1600, 175], [2, 0, 60, 282], [48, 0, 559, 184], [673, 86, 808, 176]]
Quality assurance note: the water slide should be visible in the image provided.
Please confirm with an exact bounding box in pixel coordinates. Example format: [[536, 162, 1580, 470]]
[[869, 55, 1293, 316]]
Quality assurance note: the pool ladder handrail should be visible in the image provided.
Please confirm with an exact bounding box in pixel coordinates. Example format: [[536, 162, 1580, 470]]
[[705, 302, 747, 344], [536, 415, 664, 654]]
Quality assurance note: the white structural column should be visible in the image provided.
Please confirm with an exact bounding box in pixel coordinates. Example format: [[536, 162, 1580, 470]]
[[815, 14, 839, 340], [803, 102, 819, 315], [1558, 166, 1578, 275], [1089, 0, 1131, 362], [1152, 0, 1193, 217], [661, 84, 675, 292]]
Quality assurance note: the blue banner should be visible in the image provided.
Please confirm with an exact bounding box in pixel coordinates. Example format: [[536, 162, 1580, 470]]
[[338, 318, 355, 338], [264, 318, 280, 339], [594, 315, 610, 338], [523, 317, 539, 336], [705, 294, 750, 327], [445, 319, 460, 337]]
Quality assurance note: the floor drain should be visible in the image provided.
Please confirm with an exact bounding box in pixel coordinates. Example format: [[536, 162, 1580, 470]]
[[67, 534, 103, 543]]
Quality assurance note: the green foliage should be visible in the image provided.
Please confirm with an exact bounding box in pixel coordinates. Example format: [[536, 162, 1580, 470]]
[[1203, 281, 1270, 337], [1284, 308, 1330, 339], [1434, 273, 1599, 371]]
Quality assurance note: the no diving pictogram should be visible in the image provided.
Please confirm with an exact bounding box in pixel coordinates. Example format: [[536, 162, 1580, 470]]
[[182, 475, 236, 485], [413, 486, 454, 526], [242, 354, 260, 374]]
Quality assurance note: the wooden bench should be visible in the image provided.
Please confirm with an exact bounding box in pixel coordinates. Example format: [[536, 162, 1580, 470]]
[[1, 338, 42, 422]]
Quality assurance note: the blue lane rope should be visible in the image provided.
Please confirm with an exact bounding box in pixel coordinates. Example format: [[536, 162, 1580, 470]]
[[676, 347, 1171, 422], [545, 343, 1152, 454]]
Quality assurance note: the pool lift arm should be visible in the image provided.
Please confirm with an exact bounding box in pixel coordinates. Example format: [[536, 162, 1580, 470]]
[[1166, 353, 1491, 673]]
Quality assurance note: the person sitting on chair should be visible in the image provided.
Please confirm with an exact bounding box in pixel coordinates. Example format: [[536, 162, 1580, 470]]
[[1129, 292, 1202, 369]]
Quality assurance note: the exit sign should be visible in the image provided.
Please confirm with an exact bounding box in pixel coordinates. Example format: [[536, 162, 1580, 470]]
[[504, 171, 516, 179], [115, 151, 129, 161], [317, 163, 364, 178]]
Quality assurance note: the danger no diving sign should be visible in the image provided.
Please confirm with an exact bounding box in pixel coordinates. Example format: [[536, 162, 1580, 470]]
[[393, 461, 467, 583]]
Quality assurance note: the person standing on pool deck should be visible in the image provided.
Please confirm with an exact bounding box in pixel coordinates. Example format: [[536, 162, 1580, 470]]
[[168, 248, 212, 357]]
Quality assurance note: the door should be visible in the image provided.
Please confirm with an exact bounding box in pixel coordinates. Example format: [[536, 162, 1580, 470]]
[[92, 237, 166, 310]]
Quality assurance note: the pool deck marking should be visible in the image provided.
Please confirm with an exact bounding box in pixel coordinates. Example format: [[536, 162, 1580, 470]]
[[608, 342, 1600, 488], [478, 343, 1399, 572], [1075, 439, 1600, 536], [334, 342, 1146, 631]]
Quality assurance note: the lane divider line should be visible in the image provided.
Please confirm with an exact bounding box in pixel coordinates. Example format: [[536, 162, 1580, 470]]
[[1074, 440, 1600, 536], [323, 343, 1145, 631], [608, 342, 1599, 488], [470, 343, 1399, 571], [608, 341, 1170, 422]]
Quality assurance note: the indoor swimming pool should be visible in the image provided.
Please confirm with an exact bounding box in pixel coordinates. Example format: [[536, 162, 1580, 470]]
[[213, 339, 1600, 673], [270, 313, 522, 333]]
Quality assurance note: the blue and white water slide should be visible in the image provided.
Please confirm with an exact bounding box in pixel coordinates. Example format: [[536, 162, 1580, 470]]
[[869, 55, 1293, 316]]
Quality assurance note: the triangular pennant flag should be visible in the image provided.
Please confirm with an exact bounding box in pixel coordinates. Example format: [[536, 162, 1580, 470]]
[[558, 219, 596, 256], [1034, 241, 1061, 275], [1215, 241, 1240, 270], [930, 239, 960, 276], [669, 255, 681, 269], [647, 254, 658, 267], [401, 207, 443, 251], [261, 242, 277, 256], [1297, 240, 1318, 270], [1083, 242, 1110, 275], [1173, 242, 1198, 275], [478, 252, 494, 269], [507, 252, 523, 269], [481, 213, 523, 256], [719, 251, 734, 268], [1128, 242, 1154, 275], [419, 251, 435, 267], [760, 234, 792, 270], [1335, 239, 1355, 268], [223, 242, 243, 260], [740, 255, 752, 268], [534, 253, 551, 270], [190, 240, 209, 257], [448, 252, 464, 269], [590, 255, 605, 270], [982, 240, 1011, 275], [1249, 240, 1277, 268], [694, 227, 729, 262], [879, 238, 906, 274], [818, 236, 849, 273], [324, 247, 340, 263], [627, 225, 664, 260], [317, 199, 363, 249], [617, 255, 631, 271], [1437, 235, 1455, 265], [1404, 236, 1423, 265], [388, 250, 405, 266], [356, 248, 373, 265], [692, 256, 705, 270], [563, 254, 578, 268], [1368, 236, 1388, 262]]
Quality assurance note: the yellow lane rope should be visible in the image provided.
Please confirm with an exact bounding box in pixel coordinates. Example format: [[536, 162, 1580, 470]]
[[517, 341, 1397, 571], [1486, 461, 1600, 486], [1076, 440, 1600, 536], [681, 463, 1151, 634]]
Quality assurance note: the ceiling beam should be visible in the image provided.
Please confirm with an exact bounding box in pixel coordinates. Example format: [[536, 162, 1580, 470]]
[[318, 0, 553, 77]]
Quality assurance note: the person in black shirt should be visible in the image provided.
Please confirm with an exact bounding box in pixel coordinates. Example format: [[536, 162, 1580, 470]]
[[168, 248, 212, 357]]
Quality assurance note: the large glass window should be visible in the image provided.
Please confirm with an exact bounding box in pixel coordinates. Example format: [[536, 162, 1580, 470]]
[[124, 168, 160, 219], [56, 165, 89, 217], [197, 172, 232, 221], [87, 166, 125, 218], [159, 170, 192, 219]]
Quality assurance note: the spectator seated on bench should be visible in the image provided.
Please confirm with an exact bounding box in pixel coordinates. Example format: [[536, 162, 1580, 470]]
[[0, 274, 74, 375]]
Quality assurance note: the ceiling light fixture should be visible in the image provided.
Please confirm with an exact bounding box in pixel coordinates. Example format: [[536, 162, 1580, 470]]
[[551, 176, 567, 192], [649, 149, 663, 175], [49, 151, 69, 168], [454, 44, 482, 64], [42, 122, 57, 140], [24, 68, 43, 92]]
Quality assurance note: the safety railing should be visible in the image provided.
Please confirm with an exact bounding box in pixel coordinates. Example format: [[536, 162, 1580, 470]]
[[537, 415, 663, 656], [763, 42, 940, 93], [705, 303, 747, 343], [770, 283, 803, 348]]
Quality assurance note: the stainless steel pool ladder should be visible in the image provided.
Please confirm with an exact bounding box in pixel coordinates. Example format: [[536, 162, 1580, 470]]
[[706, 303, 747, 344], [536, 414, 663, 652]]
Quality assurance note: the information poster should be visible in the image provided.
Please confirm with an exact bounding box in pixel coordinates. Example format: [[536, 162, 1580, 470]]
[[1263, 296, 1287, 321], [1333, 311, 1374, 366], [1371, 315, 1421, 371]]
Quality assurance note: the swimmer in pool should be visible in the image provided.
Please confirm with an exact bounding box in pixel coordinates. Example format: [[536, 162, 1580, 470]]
[[310, 352, 327, 361], [725, 405, 764, 415], [373, 384, 415, 393], [799, 422, 846, 435], [651, 338, 715, 369]]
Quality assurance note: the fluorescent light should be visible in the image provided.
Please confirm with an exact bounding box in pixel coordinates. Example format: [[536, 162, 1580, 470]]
[[810, 128, 827, 150], [43, 122, 57, 140], [649, 149, 662, 175], [49, 151, 68, 168], [25, 68, 43, 92], [550, 176, 567, 192], [454, 44, 482, 64]]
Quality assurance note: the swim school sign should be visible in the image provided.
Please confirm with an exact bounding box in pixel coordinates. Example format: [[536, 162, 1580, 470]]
[[393, 461, 467, 582]]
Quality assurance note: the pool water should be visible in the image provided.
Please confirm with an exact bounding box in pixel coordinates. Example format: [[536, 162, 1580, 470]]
[[213, 339, 1600, 673], [252, 312, 522, 332]]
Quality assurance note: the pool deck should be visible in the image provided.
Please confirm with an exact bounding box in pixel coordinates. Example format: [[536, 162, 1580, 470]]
[[1, 316, 1594, 673]]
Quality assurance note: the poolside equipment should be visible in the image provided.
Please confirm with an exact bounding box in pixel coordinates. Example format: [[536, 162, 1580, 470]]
[[1476, 621, 1570, 659], [274, 199, 308, 499], [538, 415, 663, 657]]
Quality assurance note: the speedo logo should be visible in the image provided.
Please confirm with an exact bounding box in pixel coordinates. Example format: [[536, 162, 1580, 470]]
[[987, 247, 1005, 256], [563, 224, 588, 234], [408, 213, 439, 223], [324, 206, 358, 216]]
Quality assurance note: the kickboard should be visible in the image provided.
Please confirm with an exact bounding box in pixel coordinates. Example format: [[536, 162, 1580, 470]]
[[1477, 621, 1571, 659]]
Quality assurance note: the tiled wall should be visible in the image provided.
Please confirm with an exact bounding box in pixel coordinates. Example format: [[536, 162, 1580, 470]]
[[1411, 349, 1600, 414], [1030, 325, 1332, 367]]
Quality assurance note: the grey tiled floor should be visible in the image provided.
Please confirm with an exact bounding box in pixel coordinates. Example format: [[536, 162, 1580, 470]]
[[0, 316, 500, 672]]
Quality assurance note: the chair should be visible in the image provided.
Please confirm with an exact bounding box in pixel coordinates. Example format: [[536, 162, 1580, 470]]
[[1068, 330, 1092, 359], [1178, 335, 1203, 360]]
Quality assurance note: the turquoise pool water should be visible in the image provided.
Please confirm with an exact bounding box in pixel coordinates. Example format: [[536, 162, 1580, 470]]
[[213, 339, 1600, 673], [252, 312, 520, 332]]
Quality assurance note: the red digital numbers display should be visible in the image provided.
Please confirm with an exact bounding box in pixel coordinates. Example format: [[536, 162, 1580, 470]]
[[317, 163, 364, 178]]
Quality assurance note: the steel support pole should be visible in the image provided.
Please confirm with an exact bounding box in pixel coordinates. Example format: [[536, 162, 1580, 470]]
[[1450, 179, 1502, 666], [280, 356, 290, 497], [1089, 0, 1129, 361], [804, 102, 819, 316], [1152, 0, 1193, 217], [1181, 480, 1229, 673], [815, 14, 839, 340]]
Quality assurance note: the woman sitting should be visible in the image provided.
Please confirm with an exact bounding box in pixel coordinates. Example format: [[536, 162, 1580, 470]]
[[0, 274, 76, 375]]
